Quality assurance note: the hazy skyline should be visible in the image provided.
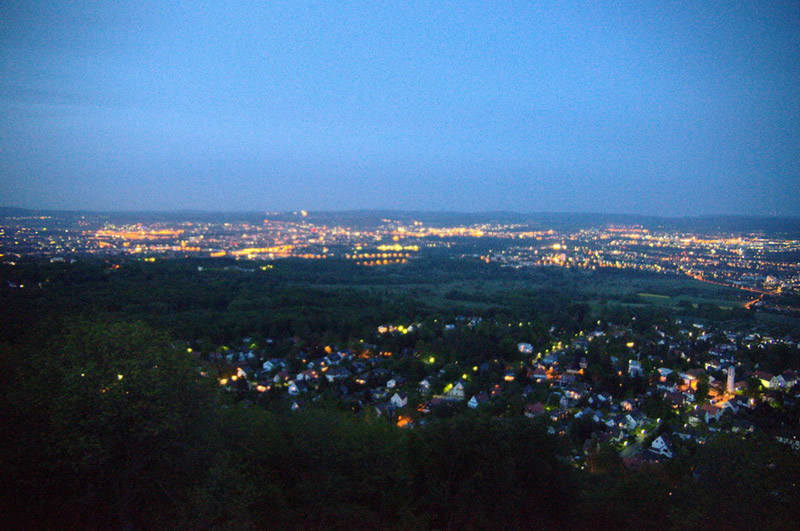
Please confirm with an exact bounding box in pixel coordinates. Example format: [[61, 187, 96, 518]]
[[2, 2, 799, 216]]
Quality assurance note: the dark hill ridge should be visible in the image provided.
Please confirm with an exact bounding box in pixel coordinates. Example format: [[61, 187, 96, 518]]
[[3, 206, 800, 235]]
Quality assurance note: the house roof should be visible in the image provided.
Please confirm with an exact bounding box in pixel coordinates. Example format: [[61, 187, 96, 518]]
[[525, 402, 546, 415], [653, 433, 674, 451]]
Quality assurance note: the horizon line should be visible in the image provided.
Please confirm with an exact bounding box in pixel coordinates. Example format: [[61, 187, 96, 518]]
[[2, 205, 799, 221]]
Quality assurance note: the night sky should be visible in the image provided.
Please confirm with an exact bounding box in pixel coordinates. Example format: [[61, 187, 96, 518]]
[[2, 2, 799, 216]]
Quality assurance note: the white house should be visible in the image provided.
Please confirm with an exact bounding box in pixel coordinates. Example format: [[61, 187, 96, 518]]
[[650, 434, 674, 459], [419, 379, 431, 394], [449, 381, 466, 400], [467, 392, 489, 409], [390, 392, 408, 408]]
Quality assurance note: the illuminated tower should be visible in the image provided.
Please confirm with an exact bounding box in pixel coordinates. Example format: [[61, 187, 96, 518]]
[[726, 364, 735, 394]]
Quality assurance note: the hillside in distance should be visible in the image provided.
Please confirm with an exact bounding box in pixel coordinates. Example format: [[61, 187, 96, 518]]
[[3, 206, 800, 235]]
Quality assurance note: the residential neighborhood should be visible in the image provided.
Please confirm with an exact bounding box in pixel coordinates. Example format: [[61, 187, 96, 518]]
[[212, 315, 800, 467]]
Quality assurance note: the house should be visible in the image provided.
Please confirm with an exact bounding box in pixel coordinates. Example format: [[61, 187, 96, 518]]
[[733, 380, 749, 392], [657, 381, 677, 393], [629, 360, 643, 377], [650, 434, 674, 459], [467, 392, 489, 409], [518, 342, 534, 354], [541, 355, 559, 366], [699, 403, 722, 423], [262, 359, 280, 371], [732, 419, 756, 433], [563, 383, 590, 401], [533, 367, 547, 381], [721, 400, 739, 414], [687, 411, 704, 427], [390, 392, 408, 408], [524, 402, 546, 418], [639, 449, 668, 464], [371, 388, 389, 401], [682, 388, 696, 403], [559, 374, 577, 387], [753, 371, 775, 389], [287, 380, 310, 396], [325, 366, 351, 383], [682, 369, 703, 390], [419, 379, 432, 394], [664, 391, 685, 408], [449, 381, 466, 400], [769, 374, 787, 389], [374, 403, 394, 417], [607, 427, 626, 443], [622, 410, 647, 430], [576, 408, 602, 423], [730, 395, 755, 411]]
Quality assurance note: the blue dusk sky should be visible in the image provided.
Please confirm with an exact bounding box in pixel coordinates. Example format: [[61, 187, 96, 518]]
[[1, 2, 799, 216]]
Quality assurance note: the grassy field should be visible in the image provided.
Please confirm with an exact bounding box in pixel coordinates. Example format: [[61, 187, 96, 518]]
[[638, 291, 741, 310], [638, 293, 672, 302]]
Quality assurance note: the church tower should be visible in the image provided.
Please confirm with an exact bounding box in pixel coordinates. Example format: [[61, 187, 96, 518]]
[[726, 364, 735, 394]]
